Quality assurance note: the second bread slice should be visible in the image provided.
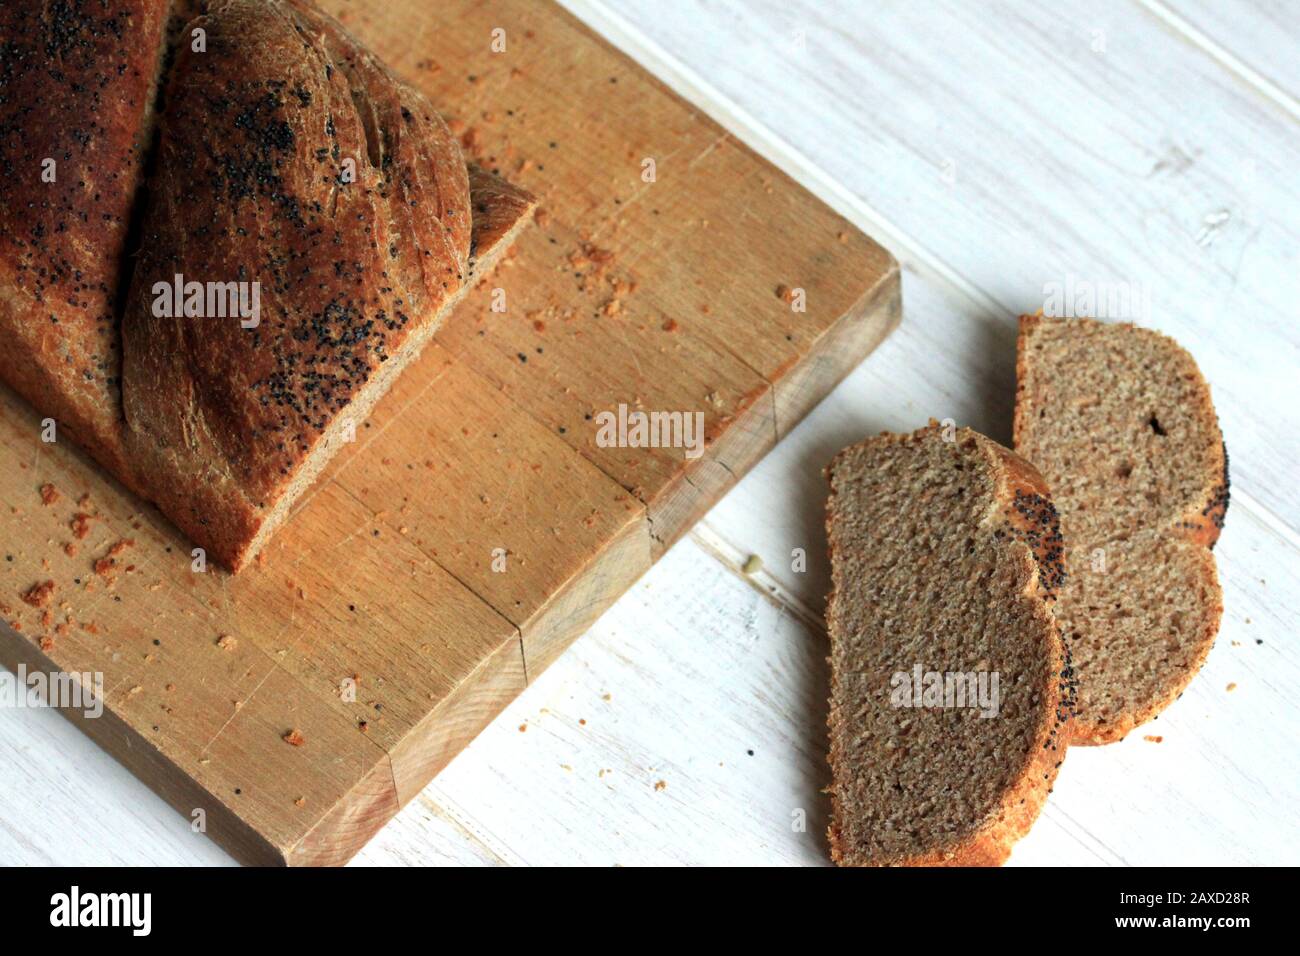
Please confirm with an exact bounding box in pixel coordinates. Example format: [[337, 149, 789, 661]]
[[1014, 314, 1228, 744]]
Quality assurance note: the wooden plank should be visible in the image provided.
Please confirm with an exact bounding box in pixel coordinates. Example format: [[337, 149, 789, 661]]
[[0, 0, 896, 864]]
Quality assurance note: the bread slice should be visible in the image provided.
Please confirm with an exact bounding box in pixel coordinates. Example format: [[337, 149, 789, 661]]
[[119, 0, 534, 571], [0, 0, 169, 487], [825, 424, 1074, 866], [1014, 314, 1228, 744]]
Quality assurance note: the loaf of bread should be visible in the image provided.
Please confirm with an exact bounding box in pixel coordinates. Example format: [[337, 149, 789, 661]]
[[121, 0, 533, 570], [0, 0, 169, 488], [825, 423, 1074, 865], [1014, 314, 1228, 744], [0, 0, 534, 571]]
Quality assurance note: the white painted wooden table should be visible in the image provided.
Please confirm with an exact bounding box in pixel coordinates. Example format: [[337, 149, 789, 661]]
[[2, 0, 1297, 866]]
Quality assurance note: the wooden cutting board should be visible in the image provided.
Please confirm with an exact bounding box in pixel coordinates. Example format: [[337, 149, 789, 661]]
[[0, 0, 898, 865]]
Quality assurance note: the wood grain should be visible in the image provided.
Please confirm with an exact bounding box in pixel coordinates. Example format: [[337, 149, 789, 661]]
[[0, 0, 897, 864]]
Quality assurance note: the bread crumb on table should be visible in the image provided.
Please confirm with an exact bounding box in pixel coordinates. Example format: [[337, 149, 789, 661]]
[[1144, 735, 1163, 743]]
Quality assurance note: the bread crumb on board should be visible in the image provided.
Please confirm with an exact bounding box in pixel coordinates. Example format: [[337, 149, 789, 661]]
[[93, 538, 135, 578], [283, 729, 305, 747], [39, 483, 60, 506], [216, 634, 237, 651], [22, 580, 56, 608]]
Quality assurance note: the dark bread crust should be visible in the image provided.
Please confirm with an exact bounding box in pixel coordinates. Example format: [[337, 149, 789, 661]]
[[1014, 314, 1227, 744], [825, 424, 1073, 866], [0, 0, 169, 488], [118, 0, 534, 570]]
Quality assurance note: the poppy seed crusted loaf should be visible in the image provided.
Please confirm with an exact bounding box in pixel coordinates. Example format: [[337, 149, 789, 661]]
[[1014, 314, 1228, 744], [121, 0, 533, 571], [0, 0, 534, 571], [825, 424, 1074, 866]]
